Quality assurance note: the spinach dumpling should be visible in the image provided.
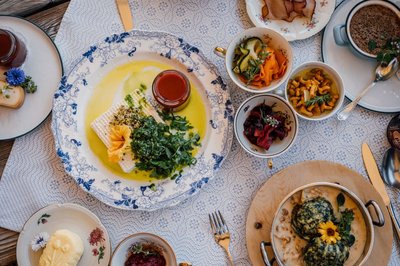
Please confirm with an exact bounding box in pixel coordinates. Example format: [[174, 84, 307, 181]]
[[303, 237, 350, 266], [291, 197, 334, 240]]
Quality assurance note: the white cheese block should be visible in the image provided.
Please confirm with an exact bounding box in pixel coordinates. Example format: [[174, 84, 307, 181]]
[[39, 229, 84, 266], [90, 93, 162, 173]]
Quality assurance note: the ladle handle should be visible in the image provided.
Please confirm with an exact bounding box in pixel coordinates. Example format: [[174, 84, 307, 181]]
[[388, 203, 400, 241], [337, 81, 376, 121]]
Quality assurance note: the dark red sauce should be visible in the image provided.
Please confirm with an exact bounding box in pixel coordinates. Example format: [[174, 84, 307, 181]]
[[125, 243, 166, 266], [0, 29, 27, 67], [152, 70, 190, 111]]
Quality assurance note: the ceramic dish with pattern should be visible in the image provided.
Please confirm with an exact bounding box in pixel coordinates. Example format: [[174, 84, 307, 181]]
[[0, 15, 63, 140], [245, 0, 336, 41], [51, 30, 233, 211], [322, 0, 400, 113], [16, 203, 111, 265]]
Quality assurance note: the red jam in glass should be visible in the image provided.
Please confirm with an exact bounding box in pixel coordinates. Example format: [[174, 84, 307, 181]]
[[0, 29, 27, 68], [152, 70, 191, 111]]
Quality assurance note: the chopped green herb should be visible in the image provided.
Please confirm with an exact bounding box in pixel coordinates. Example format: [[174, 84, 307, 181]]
[[336, 208, 355, 247], [124, 94, 135, 108], [131, 114, 200, 179]]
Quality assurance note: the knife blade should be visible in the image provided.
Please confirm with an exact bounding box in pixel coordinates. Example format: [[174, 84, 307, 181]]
[[362, 142, 400, 240], [115, 0, 133, 32]]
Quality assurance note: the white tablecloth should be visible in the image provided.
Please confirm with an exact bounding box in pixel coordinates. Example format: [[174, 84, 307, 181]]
[[0, 0, 399, 265]]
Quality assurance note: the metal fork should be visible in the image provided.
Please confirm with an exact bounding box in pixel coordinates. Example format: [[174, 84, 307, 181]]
[[209, 211, 234, 266]]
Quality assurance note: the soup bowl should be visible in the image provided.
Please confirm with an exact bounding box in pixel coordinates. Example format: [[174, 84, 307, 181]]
[[333, 0, 400, 59]]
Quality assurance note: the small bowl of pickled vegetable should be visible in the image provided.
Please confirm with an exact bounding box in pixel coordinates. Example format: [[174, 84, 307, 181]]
[[214, 27, 293, 93], [234, 94, 298, 158], [285, 61, 345, 121]]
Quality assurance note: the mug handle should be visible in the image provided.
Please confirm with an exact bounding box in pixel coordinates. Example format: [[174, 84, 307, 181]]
[[333, 25, 349, 46], [365, 200, 385, 227], [260, 241, 276, 266], [214, 47, 227, 58]]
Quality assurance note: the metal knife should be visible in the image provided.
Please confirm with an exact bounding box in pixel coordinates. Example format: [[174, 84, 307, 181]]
[[362, 143, 400, 240], [115, 0, 133, 32]]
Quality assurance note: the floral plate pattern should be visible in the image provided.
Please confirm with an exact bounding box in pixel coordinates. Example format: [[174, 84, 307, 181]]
[[51, 30, 233, 211], [245, 0, 336, 41], [16, 203, 111, 265]]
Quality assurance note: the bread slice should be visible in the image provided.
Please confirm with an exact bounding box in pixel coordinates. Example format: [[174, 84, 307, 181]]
[[0, 80, 25, 109]]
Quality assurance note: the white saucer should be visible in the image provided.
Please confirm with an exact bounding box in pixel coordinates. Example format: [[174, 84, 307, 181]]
[[246, 0, 335, 41], [16, 203, 111, 265], [0, 16, 63, 140], [322, 0, 400, 113]]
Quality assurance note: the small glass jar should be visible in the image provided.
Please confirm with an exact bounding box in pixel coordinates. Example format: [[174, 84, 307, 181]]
[[0, 29, 27, 68], [152, 70, 191, 112]]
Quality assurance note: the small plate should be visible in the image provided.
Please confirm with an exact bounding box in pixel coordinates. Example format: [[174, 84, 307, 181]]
[[0, 16, 63, 140], [321, 0, 400, 113], [245, 0, 335, 41], [16, 203, 111, 266]]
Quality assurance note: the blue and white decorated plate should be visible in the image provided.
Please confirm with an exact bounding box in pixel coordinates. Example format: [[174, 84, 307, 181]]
[[51, 30, 233, 211]]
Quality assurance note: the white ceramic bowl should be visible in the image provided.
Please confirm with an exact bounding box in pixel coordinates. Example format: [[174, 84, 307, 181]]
[[285, 61, 345, 121], [216, 27, 293, 93], [234, 94, 298, 158], [110, 233, 177, 266]]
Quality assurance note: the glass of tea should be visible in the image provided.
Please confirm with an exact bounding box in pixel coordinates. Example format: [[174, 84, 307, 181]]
[[0, 29, 27, 68]]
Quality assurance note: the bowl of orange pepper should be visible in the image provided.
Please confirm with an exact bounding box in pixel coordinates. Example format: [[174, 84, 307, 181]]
[[215, 27, 293, 93]]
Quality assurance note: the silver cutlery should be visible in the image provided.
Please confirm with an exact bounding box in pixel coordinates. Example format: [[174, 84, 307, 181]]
[[337, 58, 399, 121], [209, 211, 234, 266], [362, 143, 400, 240]]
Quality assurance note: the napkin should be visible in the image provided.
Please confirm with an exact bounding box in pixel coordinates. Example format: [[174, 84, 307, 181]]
[[0, 0, 399, 264]]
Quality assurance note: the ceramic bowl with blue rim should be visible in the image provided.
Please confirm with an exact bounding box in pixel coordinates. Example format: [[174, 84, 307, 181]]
[[234, 94, 298, 158], [51, 30, 233, 211]]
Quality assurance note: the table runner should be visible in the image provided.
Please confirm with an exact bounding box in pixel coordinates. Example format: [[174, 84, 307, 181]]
[[1, 0, 399, 264]]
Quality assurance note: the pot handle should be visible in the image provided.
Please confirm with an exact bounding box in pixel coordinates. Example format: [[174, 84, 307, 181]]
[[333, 24, 349, 46], [260, 241, 276, 266], [365, 200, 385, 227]]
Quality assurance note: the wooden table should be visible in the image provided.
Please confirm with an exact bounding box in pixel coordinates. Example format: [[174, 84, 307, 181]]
[[0, 1, 70, 264]]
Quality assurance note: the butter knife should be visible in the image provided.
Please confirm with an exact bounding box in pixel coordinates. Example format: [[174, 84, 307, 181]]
[[362, 143, 400, 240], [115, 0, 133, 32]]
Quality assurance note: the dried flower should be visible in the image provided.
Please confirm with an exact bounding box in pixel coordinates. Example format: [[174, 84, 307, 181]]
[[31, 232, 50, 251], [108, 125, 132, 162], [5, 68, 26, 86]]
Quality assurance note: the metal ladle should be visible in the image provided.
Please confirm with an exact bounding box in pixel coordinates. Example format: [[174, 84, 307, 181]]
[[337, 58, 399, 121], [382, 148, 400, 189]]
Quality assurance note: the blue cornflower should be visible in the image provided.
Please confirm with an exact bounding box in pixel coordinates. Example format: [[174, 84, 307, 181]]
[[5, 68, 26, 86]]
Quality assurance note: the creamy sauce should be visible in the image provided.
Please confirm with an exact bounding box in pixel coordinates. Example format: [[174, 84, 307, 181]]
[[85, 60, 207, 181], [273, 186, 367, 266]]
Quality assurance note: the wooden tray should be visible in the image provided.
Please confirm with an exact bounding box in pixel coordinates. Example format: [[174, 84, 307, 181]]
[[246, 160, 393, 266]]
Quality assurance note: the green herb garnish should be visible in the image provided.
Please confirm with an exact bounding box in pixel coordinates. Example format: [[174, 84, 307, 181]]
[[336, 192, 345, 208], [130, 244, 157, 257], [20, 76, 37, 93], [336, 208, 355, 247], [130, 112, 200, 179], [305, 94, 331, 107], [368, 40, 377, 51]]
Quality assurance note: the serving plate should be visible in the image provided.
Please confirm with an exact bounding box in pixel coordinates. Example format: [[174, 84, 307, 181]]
[[16, 203, 111, 265], [0, 15, 63, 140], [245, 0, 335, 41], [52, 30, 233, 211], [321, 0, 400, 113], [246, 160, 393, 266]]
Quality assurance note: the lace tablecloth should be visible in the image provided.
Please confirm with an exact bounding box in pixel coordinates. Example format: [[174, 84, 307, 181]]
[[0, 0, 399, 265]]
